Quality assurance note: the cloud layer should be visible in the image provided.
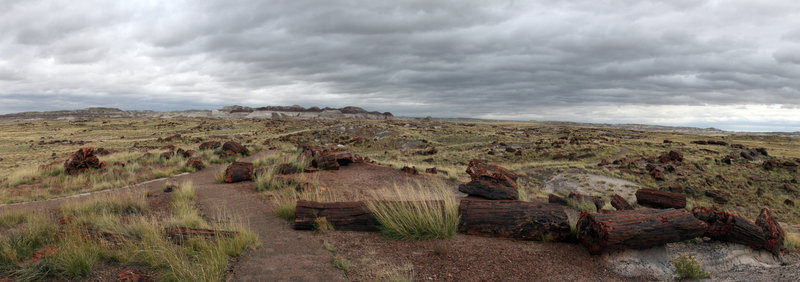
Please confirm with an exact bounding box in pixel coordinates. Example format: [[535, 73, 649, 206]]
[[1, 0, 800, 130]]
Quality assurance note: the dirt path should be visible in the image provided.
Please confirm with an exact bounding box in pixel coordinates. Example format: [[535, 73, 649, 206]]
[[191, 153, 344, 281]]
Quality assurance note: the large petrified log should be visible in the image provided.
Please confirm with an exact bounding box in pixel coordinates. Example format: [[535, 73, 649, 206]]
[[312, 151, 355, 170], [221, 141, 250, 156], [635, 188, 686, 209], [64, 147, 105, 175], [610, 194, 633, 211], [224, 162, 254, 183], [458, 160, 519, 200], [692, 206, 784, 253], [576, 209, 707, 254], [294, 200, 379, 232], [458, 199, 571, 241]]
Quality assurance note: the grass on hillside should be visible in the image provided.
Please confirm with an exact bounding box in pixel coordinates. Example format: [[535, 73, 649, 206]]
[[0, 181, 260, 281]]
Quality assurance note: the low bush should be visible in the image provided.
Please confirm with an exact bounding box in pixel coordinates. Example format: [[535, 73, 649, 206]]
[[672, 254, 710, 280], [366, 180, 459, 240]]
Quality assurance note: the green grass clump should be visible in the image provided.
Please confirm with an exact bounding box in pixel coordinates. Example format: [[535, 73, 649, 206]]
[[0, 212, 27, 228], [366, 180, 459, 240], [566, 198, 597, 213], [254, 168, 279, 191], [672, 254, 711, 280], [785, 232, 800, 249]]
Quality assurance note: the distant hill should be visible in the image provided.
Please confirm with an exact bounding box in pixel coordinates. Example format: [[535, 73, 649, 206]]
[[0, 105, 394, 121]]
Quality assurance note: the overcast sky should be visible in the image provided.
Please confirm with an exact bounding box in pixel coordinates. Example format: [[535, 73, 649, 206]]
[[1, 0, 800, 131]]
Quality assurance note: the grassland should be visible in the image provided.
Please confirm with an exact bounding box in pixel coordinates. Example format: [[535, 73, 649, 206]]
[[1, 117, 799, 226]]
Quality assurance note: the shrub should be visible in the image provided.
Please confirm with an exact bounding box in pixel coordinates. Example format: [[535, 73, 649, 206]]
[[366, 180, 459, 240], [333, 255, 352, 272], [673, 254, 710, 280], [786, 232, 800, 250], [314, 217, 334, 234]]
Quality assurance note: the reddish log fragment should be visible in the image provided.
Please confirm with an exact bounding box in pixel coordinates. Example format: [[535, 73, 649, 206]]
[[576, 209, 707, 254], [458, 159, 519, 200], [692, 206, 783, 253], [294, 200, 379, 232], [312, 151, 355, 170], [610, 194, 633, 211], [755, 208, 785, 253], [458, 199, 571, 241], [635, 188, 686, 209], [224, 161, 254, 183]]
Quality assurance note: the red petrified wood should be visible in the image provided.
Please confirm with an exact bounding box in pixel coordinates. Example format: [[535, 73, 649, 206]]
[[576, 209, 707, 254], [458, 199, 571, 241], [224, 162, 254, 183], [458, 159, 519, 200], [692, 206, 784, 253], [635, 188, 686, 209], [610, 194, 634, 211], [64, 147, 105, 175]]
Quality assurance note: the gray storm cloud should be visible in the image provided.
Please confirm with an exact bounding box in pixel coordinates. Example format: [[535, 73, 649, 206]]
[[1, 0, 799, 130]]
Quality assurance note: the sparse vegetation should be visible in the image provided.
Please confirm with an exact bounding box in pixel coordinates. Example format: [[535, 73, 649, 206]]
[[672, 254, 711, 280], [333, 255, 352, 272], [366, 180, 459, 240]]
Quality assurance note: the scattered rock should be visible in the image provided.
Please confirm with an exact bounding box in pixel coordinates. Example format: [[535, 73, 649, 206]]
[[20, 245, 59, 265], [785, 199, 795, 206], [163, 184, 177, 193], [658, 150, 683, 163], [182, 149, 196, 158], [416, 147, 438, 156], [224, 162, 254, 183], [95, 147, 110, 155], [312, 151, 354, 170], [160, 151, 173, 160], [425, 167, 438, 174]]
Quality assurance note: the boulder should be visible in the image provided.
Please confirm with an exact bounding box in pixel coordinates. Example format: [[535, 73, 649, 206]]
[[182, 149, 196, 158], [458, 160, 518, 200], [63, 147, 104, 175], [222, 141, 250, 156], [224, 162, 254, 183], [199, 141, 221, 150]]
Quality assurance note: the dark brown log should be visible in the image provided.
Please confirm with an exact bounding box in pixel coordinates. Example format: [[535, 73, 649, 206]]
[[610, 194, 633, 211], [224, 161, 254, 183], [458, 179, 518, 200], [692, 206, 783, 253], [548, 194, 568, 205], [577, 209, 707, 254], [312, 151, 355, 170], [294, 201, 379, 232], [635, 188, 686, 209], [458, 199, 571, 241], [222, 141, 250, 156], [164, 227, 238, 243]]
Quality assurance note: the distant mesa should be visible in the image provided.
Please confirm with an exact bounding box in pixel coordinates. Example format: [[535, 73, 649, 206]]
[[0, 105, 394, 121]]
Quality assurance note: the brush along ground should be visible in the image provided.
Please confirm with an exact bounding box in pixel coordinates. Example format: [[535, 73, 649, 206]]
[[0, 151, 345, 281]]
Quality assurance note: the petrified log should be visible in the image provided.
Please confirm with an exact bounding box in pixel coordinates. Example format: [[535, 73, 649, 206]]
[[692, 206, 783, 253], [576, 209, 707, 254], [548, 194, 568, 205], [458, 199, 571, 241], [635, 188, 686, 209], [64, 147, 104, 175], [199, 141, 221, 150], [186, 158, 205, 170], [458, 160, 519, 200], [294, 201, 379, 232], [610, 194, 633, 211], [224, 162, 254, 183], [312, 151, 355, 170], [222, 141, 250, 156], [164, 227, 238, 242]]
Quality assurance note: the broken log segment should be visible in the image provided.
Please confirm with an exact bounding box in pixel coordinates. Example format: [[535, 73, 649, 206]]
[[635, 188, 686, 209], [610, 194, 633, 211], [576, 209, 707, 255], [294, 200, 380, 232], [458, 199, 571, 241], [692, 206, 783, 253]]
